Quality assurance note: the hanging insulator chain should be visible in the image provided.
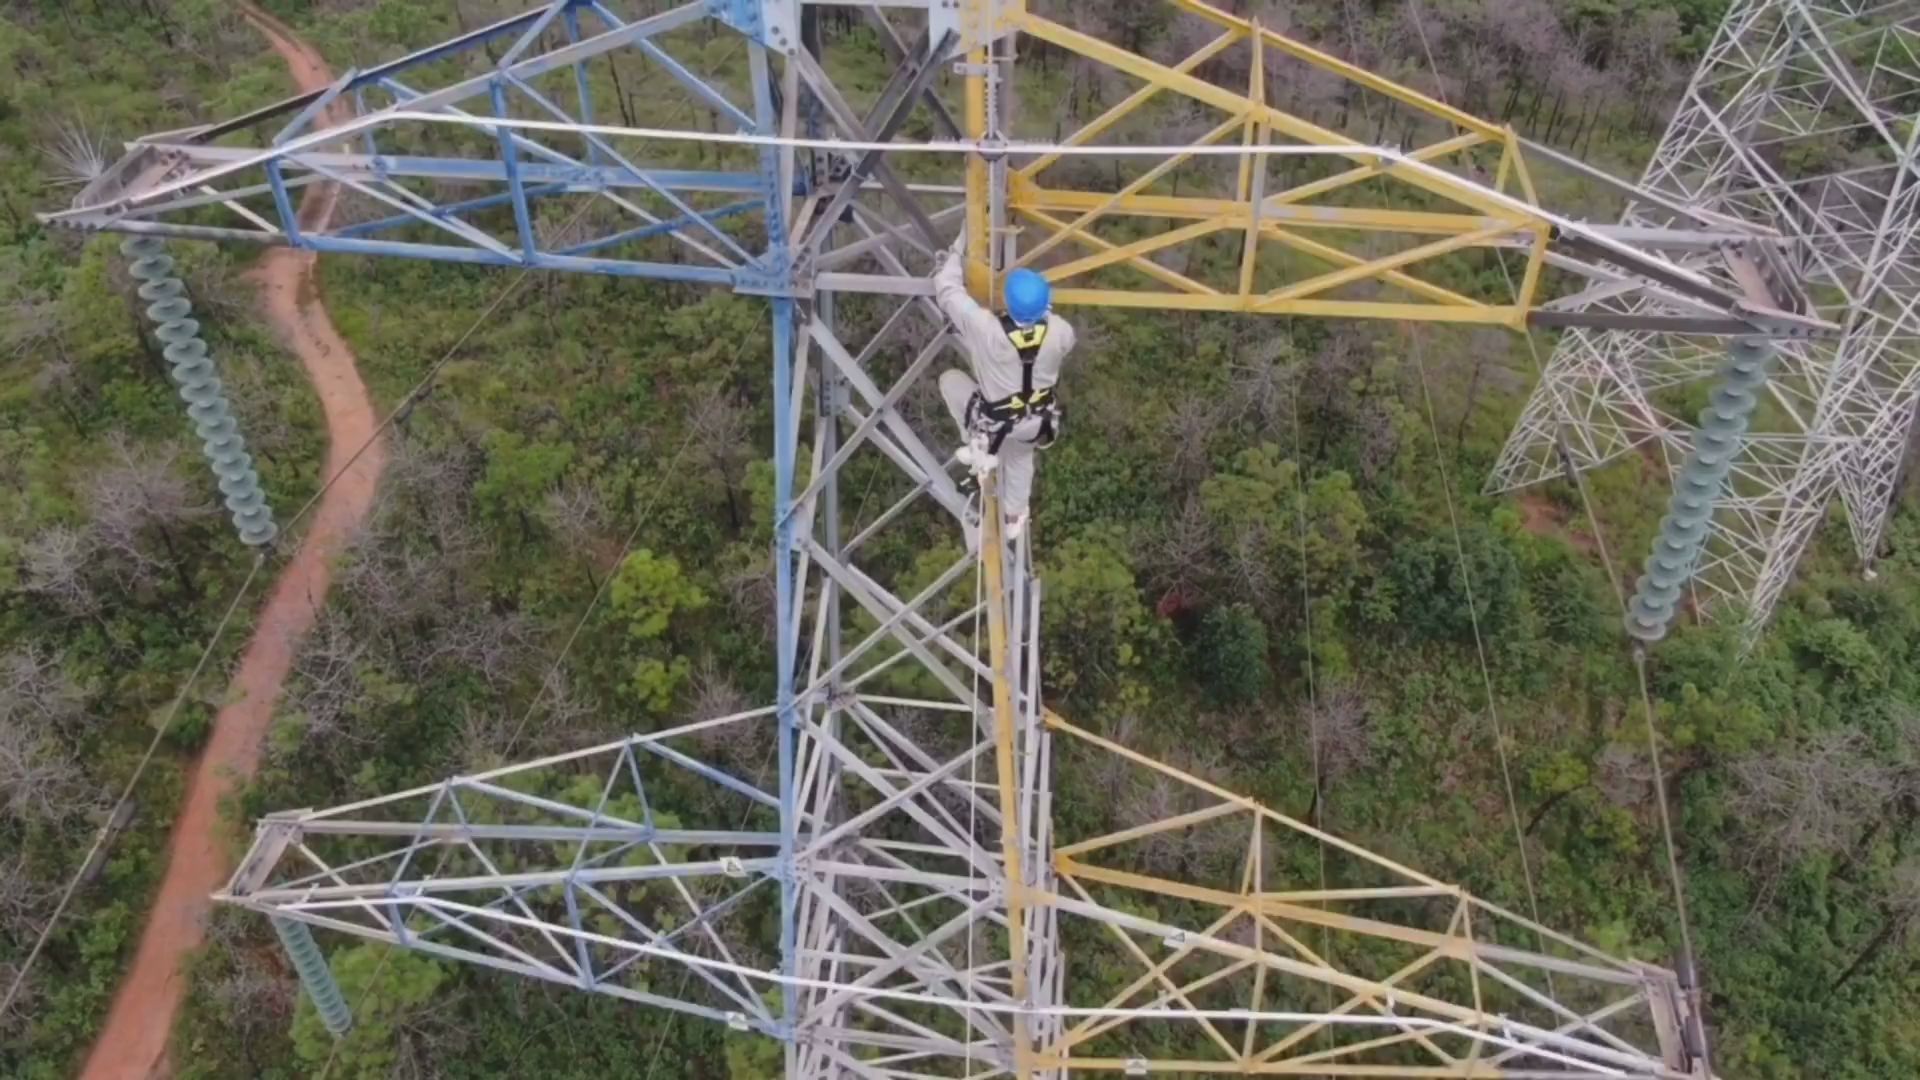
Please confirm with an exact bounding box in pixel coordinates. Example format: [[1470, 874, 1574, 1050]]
[[270, 916, 351, 1036], [121, 236, 279, 547], [1624, 337, 1778, 642]]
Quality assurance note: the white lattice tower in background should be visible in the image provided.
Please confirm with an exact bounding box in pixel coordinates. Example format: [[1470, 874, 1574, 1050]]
[[1491, 0, 1920, 630]]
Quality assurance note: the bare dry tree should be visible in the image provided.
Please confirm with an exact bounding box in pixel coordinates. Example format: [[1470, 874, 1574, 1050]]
[[0, 719, 97, 826], [1307, 684, 1374, 785], [1163, 392, 1224, 497], [0, 852, 53, 942], [1226, 335, 1296, 436], [720, 554, 776, 645], [85, 436, 212, 596], [0, 648, 99, 826], [274, 611, 375, 764], [200, 906, 296, 1070], [18, 524, 99, 618], [684, 655, 755, 759], [410, 609, 536, 689], [1595, 742, 1658, 810], [686, 382, 753, 533], [453, 703, 514, 773], [1727, 728, 1899, 875], [0, 646, 91, 740], [520, 667, 600, 752], [541, 480, 612, 586], [1139, 495, 1217, 611]]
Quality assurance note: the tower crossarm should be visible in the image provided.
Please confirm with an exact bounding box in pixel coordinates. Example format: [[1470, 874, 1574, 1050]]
[[42, 0, 1834, 339]]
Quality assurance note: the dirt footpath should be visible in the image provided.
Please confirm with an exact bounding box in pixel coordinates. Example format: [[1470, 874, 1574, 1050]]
[[78, 7, 385, 1077]]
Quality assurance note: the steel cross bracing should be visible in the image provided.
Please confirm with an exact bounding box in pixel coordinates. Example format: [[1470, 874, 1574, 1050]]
[[1490, 0, 1920, 634], [36, 0, 1790, 1075]]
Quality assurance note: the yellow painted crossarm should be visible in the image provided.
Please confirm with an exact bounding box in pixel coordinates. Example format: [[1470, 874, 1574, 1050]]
[[1042, 216, 1231, 286], [1034, 1057, 1506, 1075], [1053, 878, 1247, 1057], [1505, 128, 1540, 205], [1014, 13, 1535, 223], [1236, 23, 1266, 202], [1014, 112, 1247, 269], [1249, 936, 1453, 1065], [1260, 223, 1487, 309], [1019, 187, 1501, 236], [1045, 709, 1445, 888], [1058, 857, 1475, 958], [1018, 27, 1244, 180], [1056, 888, 1246, 1044], [1255, 221, 1518, 309], [1016, 206, 1220, 295], [1238, 22, 1267, 296], [1054, 800, 1245, 859], [1050, 289, 1524, 325], [1170, 0, 1505, 141], [1517, 224, 1549, 309], [1276, 1026, 1469, 1072], [1243, 914, 1464, 1069], [1261, 131, 1486, 212], [1032, 872, 1569, 1060]]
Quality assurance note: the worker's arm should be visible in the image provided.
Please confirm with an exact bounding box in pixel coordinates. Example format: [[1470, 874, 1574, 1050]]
[[1052, 315, 1077, 358], [934, 235, 987, 330]]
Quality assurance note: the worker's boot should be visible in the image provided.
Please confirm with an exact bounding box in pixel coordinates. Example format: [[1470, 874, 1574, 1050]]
[[955, 432, 998, 476]]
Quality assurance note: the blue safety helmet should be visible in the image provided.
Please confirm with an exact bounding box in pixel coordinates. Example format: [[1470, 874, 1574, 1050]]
[[1003, 268, 1051, 326]]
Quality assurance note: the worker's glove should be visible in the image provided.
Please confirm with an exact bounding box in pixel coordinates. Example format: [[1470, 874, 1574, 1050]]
[[947, 231, 966, 260]]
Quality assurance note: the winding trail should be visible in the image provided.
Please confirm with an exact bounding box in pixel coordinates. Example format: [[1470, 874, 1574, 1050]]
[[79, 9, 384, 1078]]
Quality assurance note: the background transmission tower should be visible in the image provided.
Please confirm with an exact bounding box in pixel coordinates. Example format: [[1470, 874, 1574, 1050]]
[[1490, 0, 1920, 632]]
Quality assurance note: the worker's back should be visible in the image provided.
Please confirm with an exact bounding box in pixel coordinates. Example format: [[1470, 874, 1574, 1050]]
[[934, 249, 1076, 399]]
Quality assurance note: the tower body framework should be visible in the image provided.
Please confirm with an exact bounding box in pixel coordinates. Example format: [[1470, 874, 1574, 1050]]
[[35, 0, 1786, 1075]]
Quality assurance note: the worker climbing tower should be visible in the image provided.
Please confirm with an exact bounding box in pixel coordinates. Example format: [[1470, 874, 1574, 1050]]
[[40, 0, 1843, 1075], [1490, 0, 1920, 633]]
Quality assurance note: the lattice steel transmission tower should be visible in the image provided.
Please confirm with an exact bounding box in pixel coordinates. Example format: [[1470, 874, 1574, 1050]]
[[43, 0, 1843, 1074], [1490, 0, 1920, 632]]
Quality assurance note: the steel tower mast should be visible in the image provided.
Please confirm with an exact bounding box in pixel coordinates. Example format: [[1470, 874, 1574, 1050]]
[[41, 0, 1836, 1074]]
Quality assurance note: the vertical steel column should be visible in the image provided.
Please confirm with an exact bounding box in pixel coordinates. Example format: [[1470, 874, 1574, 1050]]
[[963, 6, 994, 300], [561, 3, 600, 166], [490, 77, 538, 260], [747, 32, 800, 1066]]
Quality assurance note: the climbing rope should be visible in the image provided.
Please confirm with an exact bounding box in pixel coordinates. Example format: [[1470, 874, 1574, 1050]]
[[122, 235, 278, 547]]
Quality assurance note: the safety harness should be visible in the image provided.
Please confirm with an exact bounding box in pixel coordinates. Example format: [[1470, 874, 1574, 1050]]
[[968, 314, 1061, 455]]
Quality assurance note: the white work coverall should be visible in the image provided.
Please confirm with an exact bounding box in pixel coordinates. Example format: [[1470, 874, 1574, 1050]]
[[933, 250, 1076, 520]]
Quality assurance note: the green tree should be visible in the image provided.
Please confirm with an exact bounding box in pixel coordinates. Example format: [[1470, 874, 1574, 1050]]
[[1041, 530, 1156, 703], [290, 945, 447, 1080], [1191, 603, 1268, 708], [475, 431, 573, 540], [608, 548, 709, 711]]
